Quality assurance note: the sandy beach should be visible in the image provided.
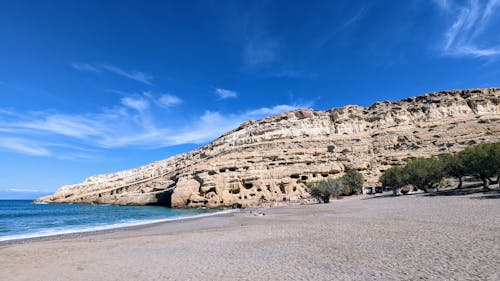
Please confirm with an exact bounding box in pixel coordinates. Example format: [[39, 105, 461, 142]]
[[1, 189, 499, 281]]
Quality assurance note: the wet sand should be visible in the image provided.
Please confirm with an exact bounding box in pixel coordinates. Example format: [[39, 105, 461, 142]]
[[1, 189, 499, 281]]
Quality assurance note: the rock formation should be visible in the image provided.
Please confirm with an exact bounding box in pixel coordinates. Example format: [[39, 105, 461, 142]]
[[36, 88, 500, 208]]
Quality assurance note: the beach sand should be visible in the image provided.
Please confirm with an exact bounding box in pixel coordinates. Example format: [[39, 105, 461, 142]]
[[1, 189, 499, 281]]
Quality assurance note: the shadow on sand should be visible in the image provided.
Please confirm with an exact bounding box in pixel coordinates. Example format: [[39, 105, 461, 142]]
[[423, 187, 500, 200], [361, 193, 416, 201], [469, 190, 500, 200], [361, 186, 500, 200]]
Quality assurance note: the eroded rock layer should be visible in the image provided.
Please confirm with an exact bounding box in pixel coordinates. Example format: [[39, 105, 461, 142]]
[[36, 88, 500, 208]]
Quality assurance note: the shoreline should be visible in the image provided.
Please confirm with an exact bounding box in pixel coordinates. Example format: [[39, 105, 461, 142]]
[[2, 191, 499, 280], [0, 190, 456, 245], [0, 208, 241, 245], [1, 194, 371, 245], [0, 189, 490, 245]]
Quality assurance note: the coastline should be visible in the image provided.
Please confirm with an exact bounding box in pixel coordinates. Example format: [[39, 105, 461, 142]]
[[1, 190, 499, 280], [1, 195, 369, 245], [0, 208, 241, 245]]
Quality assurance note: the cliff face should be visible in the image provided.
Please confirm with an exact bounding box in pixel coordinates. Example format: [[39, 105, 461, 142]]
[[36, 88, 500, 208]]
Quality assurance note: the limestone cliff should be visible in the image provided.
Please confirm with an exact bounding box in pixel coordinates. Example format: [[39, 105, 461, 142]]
[[36, 88, 500, 208]]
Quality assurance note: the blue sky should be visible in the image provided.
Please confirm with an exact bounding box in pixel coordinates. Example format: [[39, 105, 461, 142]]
[[1, 0, 500, 199]]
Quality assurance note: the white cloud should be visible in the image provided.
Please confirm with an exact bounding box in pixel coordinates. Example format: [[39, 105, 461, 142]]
[[72, 63, 153, 85], [340, 6, 368, 29], [16, 114, 103, 138], [71, 63, 99, 72], [8, 188, 41, 193], [161, 104, 307, 146], [0, 137, 51, 156], [163, 111, 229, 145], [433, 0, 452, 10], [215, 88, 238, 99], [0, 108, 18, 116], [245, 104, 303, 117], [244, 33, 279, 67], [158, 94, 183, 107], [0, 96, 311, 156], [435, 0, 500, 57], [314, 5, 368, 51], [121, 96, 150, 112], [100, 64, 153, 85], [268, 69, 303, 79]]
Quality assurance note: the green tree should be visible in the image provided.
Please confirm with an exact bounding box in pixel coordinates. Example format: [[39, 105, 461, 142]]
[[404, 157, 444, 192], [341, 170, 364, 195], [309, 179, 342, 203], [379, 166, 406, 195], [439, 153, 467, 189], [462, 143, 500, 190]]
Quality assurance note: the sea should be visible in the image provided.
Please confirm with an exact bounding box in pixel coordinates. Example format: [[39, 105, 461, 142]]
[[0, 200, 234, 242]]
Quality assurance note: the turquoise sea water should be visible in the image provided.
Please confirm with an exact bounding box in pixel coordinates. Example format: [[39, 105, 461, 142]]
[[0, 200, 231, 242]]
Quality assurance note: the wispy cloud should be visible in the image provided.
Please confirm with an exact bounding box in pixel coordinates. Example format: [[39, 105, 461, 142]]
[[8, 188, 41, 193], [0, 95, 311, 156], [434, 0, 500, 57], [214, 88, 238, 99], [71, 63, 99, 73], [246, 104, 307, 116], [71, 63, 154, 85], [243, 33, 279, 67], [433, 0, 452, 10], [0, 137, 51, 156], [100, 64, 153, 85], [340, 6, 368, 29], [121, 96, 150, 112], [157, 94, 183, 107], [161, 104, 307, 145], [15, 114, 103, 139], [269, 70, 303, 78], [315, 5, 368, 50]]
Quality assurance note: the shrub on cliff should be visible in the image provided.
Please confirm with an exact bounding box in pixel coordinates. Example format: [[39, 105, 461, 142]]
[[309, 179, 342, 203], [340, 170, 364, 195]]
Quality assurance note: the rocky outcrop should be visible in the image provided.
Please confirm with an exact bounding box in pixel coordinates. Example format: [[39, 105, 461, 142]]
[[36, 88, 500, 208]]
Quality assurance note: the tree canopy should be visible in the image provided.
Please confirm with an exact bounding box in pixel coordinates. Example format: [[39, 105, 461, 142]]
[[404, 157, 444, 192], [379, 142, 499, 193], [439, 153, 467, 188], [309, 171, 365, 203], [460, 143, 500, 189], [309, 179, 342, 203], [341, 170, 364, 195], [380, 166, 407, 195]]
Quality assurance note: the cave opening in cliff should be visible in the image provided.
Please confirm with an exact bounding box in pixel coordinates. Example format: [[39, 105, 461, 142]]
[[229, 187, 240, 194], [156, 190, 173, 207]]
